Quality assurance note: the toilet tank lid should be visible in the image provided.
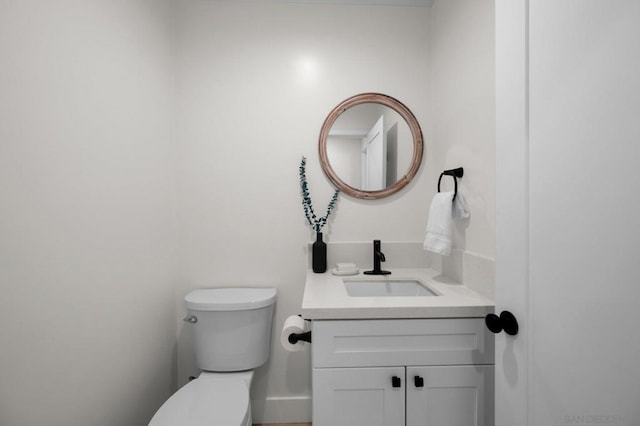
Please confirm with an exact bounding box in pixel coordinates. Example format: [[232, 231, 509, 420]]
[[185, 288, 277, 311]]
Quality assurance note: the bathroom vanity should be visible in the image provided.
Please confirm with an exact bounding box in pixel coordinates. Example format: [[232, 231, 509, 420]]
[[302, 268, 495, 426]]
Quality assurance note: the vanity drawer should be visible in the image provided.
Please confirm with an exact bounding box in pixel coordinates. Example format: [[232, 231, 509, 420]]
[[312, 318, 494, 368]]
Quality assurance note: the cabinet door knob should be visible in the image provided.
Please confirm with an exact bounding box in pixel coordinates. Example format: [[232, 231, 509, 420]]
[[485, 310, 519, 336], [392, 376, 402, 388], [414, 376, 424, 388]]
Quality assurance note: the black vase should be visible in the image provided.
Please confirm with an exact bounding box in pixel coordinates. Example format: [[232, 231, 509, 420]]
[[312, 232, 327, 273]]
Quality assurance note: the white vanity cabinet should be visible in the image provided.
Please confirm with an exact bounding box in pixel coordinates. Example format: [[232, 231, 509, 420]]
[[313, 366, 406, 425], [406, 365, 494, 426], [311, 318, 494, 426]]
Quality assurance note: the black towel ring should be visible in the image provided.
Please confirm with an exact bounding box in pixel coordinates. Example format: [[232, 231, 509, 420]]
[[437, 167, 464, 201]]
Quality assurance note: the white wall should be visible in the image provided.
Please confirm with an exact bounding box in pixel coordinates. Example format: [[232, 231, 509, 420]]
[[428, 0, 496, 295], [0, 1, 177, 425], [174, 1, 431, 422], [175, 0, 494, 422], [0, 0, 495, 424]]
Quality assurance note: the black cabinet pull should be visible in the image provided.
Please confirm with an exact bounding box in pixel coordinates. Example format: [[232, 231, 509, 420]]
[[392, 376, 401, 388], [485, 310, 519, 336], [414, 376, 424, 388]]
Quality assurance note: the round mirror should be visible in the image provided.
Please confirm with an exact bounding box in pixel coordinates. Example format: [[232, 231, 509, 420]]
[[319, 93, 423, 200]]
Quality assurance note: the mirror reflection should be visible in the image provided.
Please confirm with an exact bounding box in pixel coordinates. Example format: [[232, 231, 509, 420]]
[[326, 103, 413, 191]]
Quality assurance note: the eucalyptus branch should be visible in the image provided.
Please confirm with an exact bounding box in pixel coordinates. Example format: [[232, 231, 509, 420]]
[[299, 156, 339, 233]]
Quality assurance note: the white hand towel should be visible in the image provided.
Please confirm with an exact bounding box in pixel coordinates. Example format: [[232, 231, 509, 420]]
[[452, 192, 470, 220], [424, 191, 454, 255]]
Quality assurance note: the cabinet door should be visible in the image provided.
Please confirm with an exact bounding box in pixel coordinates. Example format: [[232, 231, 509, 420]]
[[406, 365, 494, 426], [313, 367, 405, 426]]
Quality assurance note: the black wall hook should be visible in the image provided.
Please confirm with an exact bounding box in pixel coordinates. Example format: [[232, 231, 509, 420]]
[[437, 167, 464, 201]]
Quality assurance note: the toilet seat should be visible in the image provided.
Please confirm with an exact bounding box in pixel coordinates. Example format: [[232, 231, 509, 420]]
[[149, 374, 250, 426]]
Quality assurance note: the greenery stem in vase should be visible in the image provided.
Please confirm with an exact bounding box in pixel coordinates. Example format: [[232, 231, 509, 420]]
[[299, 156, 339, 233]]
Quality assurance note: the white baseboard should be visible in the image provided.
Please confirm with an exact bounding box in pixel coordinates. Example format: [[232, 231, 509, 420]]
[[251, 395, 312, 424]]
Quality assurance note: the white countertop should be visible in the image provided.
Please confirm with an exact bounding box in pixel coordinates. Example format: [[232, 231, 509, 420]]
[[301, 268, 495, 319]]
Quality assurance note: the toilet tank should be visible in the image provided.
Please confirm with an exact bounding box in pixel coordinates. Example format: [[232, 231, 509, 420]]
[[184, 288, 277, 372]]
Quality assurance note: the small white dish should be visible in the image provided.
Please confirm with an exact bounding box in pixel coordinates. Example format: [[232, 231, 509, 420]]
[[331, 268, 359, 276]]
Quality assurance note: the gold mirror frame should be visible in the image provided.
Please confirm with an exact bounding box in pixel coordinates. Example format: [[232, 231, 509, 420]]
[[318, 93, 424, 200]]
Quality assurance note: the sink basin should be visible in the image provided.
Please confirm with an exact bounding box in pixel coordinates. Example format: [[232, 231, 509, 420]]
[[343, 278, 439, 297]]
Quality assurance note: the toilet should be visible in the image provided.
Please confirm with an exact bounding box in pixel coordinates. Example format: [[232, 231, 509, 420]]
[[150, 287, 277, 426]]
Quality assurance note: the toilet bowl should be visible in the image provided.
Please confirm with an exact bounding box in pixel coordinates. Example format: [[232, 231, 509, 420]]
[[150, 371, 253, 426], [149, 287, 277, 426]]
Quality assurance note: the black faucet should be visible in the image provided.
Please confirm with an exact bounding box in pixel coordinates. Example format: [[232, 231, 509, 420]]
[[364, 240, 391, 275]]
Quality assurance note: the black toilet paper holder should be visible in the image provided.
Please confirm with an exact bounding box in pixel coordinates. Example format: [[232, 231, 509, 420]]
[[288, 330, 312, 344]]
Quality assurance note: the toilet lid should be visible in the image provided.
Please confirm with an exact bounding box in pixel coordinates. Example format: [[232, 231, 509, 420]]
[[185, 287, 277, 311], [150, 376, 249, 426]]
